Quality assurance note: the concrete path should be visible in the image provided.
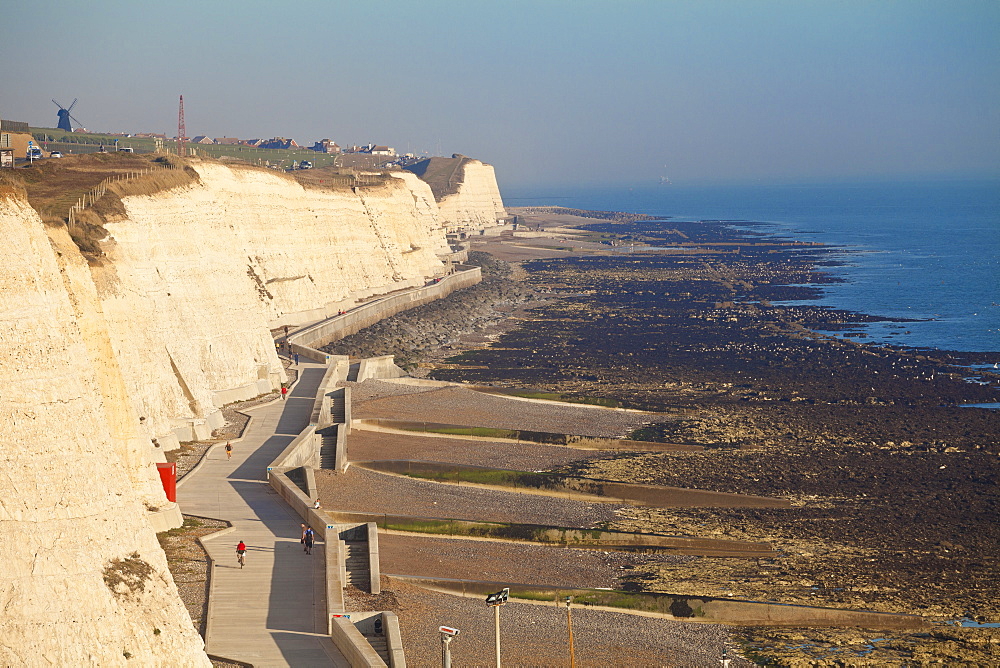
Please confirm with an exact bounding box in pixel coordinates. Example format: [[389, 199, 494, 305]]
[[178, 361, 349, 667]]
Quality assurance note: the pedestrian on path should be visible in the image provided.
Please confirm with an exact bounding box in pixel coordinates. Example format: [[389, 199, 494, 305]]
[[300, 523, 307, 546], [293, 352, 299, 365], [225, 442, 232, 459], [304, 527, 314, 555], [280, 385, 288, 400]]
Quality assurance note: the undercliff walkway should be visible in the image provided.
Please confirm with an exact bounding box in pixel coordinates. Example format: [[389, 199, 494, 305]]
[[178, 360, 350, 667]]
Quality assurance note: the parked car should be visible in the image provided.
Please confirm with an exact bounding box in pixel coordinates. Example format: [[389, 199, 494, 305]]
[[299, 160, 313, 170], [49, 151, 63, 158]]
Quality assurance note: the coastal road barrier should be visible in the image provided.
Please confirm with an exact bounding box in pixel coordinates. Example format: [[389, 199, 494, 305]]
[[310, 359, 348, 426], [270, 425, 319, 470], [385, 576, 929, 631], [354, 459, 790, 509], [353, 419, 704, 452]]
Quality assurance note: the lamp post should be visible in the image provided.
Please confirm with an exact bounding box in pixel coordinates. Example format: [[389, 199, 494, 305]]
[[565, 596, 576, 668], [485, 588, 508, 668]]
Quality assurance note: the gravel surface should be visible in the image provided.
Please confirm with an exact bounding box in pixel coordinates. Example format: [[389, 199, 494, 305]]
[[355, 385, 664, 438], [379, 534, 624, 589], [346, 429, 602, 470], [345, 378, 438, 404], [168, 441, 216, 480], [158, 515, 229, 638], [333, 375, 750, 667], [316, 467, 623, 528], [321, 323, 760, 666], [381, 577, 754, 667]]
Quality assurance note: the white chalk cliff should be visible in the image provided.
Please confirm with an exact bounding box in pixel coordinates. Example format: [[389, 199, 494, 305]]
[[98, 163, 453, 450], [0, 192, 210, 666], [0, 158, 503, 664], [404, 156, 506, 229], [436, 159, 506, 228]]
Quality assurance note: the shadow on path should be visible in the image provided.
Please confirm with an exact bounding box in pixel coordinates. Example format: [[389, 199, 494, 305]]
[[271, 366, 326, 436], [266, 537, 325, 633], [230, 434, 295, 481], [227, 479, 302, 540], [269, 630, 337, 668]]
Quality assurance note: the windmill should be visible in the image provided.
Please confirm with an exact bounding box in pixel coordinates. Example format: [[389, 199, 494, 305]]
[[52, 98, 81, 132]]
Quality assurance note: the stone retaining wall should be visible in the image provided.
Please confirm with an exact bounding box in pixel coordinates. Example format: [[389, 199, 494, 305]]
[[265, 346, 395, 662], [288, 265, 482, 362], [330, 616, 386, 667], [388, 577, 928, 631]]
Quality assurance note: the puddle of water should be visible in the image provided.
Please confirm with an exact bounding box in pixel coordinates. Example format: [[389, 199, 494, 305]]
[[942, 617, 1000, 628], [857, 638, 887, 657]]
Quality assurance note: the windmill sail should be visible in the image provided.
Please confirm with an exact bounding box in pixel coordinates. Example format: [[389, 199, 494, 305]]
[[53, 98, 78, 132]]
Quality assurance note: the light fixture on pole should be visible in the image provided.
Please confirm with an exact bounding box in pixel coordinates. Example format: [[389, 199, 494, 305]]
[[485, 588, 509, 668]]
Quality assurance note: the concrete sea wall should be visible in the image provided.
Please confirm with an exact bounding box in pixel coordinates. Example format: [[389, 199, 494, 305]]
[[289, 265, 483, 361]]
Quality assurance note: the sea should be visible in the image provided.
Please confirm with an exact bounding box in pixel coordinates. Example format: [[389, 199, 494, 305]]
[[504, 180, 999, 357]]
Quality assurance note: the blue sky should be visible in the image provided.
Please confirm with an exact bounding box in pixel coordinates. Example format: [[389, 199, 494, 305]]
[[2, 1, 997, 188]]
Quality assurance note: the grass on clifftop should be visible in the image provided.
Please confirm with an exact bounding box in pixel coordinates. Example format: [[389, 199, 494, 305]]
[[403, 156, 470, 200], [3, 153, 199, 259]]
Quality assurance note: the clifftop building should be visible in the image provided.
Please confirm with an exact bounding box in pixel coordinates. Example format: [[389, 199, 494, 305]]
[[311, 139, 341, 154]]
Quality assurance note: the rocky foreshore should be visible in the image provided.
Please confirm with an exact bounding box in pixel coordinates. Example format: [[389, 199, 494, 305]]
[[322, 251, 544, 368], [338, 214, 999, 665]]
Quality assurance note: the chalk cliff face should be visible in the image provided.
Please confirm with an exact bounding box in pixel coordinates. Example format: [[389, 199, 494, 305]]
[[405, 157, 506, 229], [97, 163, 452, 448], [0, 157, 502, 662], [0, 191, 210, 666], [436, 159, 506, 228]]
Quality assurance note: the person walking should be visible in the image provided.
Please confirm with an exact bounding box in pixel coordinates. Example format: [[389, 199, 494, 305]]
[[225, 442, 233, 460], [236, 541, 247, 568], [303, 527, 314, 555], [280, 385, 288, 400], [293, 352, 299, 365]]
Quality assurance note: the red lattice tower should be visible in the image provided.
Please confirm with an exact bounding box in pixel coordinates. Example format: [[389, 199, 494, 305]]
[[177, 95, 187, 158]]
